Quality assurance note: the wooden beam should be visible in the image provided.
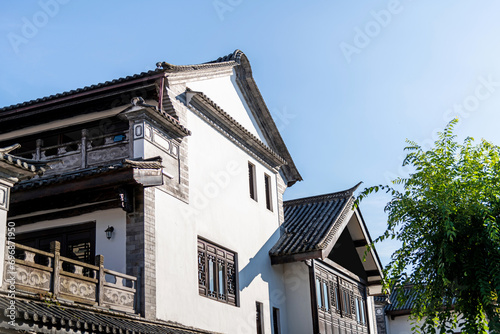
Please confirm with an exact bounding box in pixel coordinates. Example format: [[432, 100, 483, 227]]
[[270, 250, 323, 265], [353, 239, 368, 248], [366, 270, 381, 277], [11, 168, 136, 204]]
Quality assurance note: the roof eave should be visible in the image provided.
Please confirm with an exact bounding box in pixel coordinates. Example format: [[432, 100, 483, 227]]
[[230, 51, 302, 186], [270, 249, 323, 265]]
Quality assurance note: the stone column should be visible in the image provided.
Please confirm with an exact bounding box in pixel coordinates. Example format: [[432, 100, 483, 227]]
[[126, 186, 156, 320]]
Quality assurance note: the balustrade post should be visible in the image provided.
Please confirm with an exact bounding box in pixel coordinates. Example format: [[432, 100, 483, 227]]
[[50, 241, 61, 299], [81, 129, 88, 168], [95, 254, 105, 306], [35, 139, 43, 161]]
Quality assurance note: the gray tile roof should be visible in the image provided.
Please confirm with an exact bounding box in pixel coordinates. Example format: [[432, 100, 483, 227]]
[[0, 295, 218, 334], [13, 157, 163, 192], [269, 183, 361, 262], [384, 287, 418, 315], [0, 144, 49, 180], [0, 52, 238, 114], [0, 70, 161, 113]]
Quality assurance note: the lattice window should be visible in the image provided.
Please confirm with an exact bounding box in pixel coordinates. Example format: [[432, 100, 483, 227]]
[[315, 266, 368, 329], [197, 238, 237, 306]]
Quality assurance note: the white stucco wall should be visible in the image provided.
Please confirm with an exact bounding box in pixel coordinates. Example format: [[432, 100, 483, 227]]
[[14, 208, 127, 273], [386, 315, 414, 334], [283, 262, 314, 334], [187, 71, 269, 146], [154, 88, 288, 333], [386, 314, 467, 334]]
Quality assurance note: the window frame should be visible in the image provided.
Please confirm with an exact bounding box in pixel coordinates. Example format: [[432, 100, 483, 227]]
[[264, 173, 273, 211], [248, 162, 257, 201], [256, 301, 265, 334], [272, 307, 281, 334], [197, 238, 239, 306]]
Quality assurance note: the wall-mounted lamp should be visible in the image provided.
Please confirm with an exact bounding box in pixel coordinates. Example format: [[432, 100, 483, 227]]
[[105, 226, 114, 240]]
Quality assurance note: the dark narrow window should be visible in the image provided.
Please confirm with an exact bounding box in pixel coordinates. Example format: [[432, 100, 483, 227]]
[[256, 302, 265, 334], [272, 307, 281, 334], [264, 173, 272, 211], [198, 238, 238, 306], [355, 298, 361, 323], [208, 255, 216, 296], [360, 299, 366, 324], [322, 281, 330, 311], [331, 281, 340, 312], [316, 278, 323, 308], [249, 162, 257, 201], [342, 289, 351, 316]]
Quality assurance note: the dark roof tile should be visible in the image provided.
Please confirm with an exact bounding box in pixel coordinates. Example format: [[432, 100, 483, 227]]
[[0, 295, 219, 334], [12, 157, 163, 192], [269, 183, 361, 260]]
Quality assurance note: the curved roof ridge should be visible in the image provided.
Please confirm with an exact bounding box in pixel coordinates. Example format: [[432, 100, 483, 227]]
[[205, 49, 245, 64], [284, 182, 362, 207]]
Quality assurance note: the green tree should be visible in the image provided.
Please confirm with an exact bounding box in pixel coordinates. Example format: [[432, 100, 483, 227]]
[[358, 119, 500, 333]]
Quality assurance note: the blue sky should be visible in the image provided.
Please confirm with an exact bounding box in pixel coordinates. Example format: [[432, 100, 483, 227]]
[[2, 1, 500, 266]]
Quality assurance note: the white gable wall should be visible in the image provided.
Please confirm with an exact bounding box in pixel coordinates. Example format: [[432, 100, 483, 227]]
[[187, 70, 270, 147], [154, 101, 288, 333]]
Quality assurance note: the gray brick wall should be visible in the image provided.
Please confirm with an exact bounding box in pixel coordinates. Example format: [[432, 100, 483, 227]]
[[126, 186, 156, 320]]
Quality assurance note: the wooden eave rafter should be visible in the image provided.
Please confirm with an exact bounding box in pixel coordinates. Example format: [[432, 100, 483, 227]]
[[270, 249, 323, 265]]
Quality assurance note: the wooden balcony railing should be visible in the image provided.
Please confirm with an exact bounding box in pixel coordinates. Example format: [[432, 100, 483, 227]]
[[16, 129, 130, 175], [4, 241, 137, 313]]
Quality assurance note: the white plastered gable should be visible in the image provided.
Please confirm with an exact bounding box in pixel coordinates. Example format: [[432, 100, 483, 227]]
[[186, 69, 270, 147]]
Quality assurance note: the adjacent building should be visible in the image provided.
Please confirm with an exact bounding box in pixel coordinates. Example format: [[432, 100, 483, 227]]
[[0, 50, 383, 334]]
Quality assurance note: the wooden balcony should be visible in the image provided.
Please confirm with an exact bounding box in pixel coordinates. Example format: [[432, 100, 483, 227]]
[[3, 241, 137, 313], [17, 129, 130, 176]]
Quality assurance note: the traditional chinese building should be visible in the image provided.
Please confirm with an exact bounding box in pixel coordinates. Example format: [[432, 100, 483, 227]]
[[0, 50, 383, 334]]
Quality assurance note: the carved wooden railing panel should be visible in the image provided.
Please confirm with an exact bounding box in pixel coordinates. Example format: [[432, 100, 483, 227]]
[[7, 244, 53, 294], [101, 266, 137, 312], [17, 129, 130, 175], [3, 241, 137, 313]]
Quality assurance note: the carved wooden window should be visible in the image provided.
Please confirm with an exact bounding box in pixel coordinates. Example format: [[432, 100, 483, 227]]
[[249, 162, 257, 201], [198, 238, 237, 306], [315, 265, 368, 332], [264, 173, 272, 211]]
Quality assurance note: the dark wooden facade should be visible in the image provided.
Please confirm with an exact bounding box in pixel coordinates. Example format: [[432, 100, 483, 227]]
[[312, 260, 370, 334]]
